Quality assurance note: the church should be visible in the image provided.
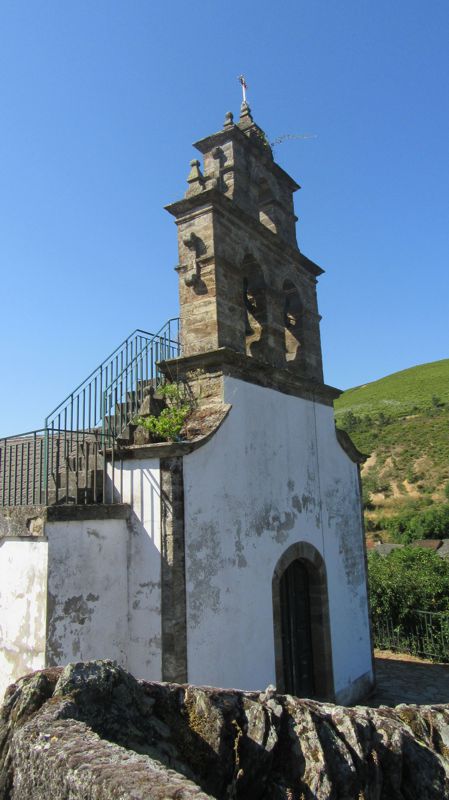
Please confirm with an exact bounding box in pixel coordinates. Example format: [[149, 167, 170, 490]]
[[0, 102, 374, 705]]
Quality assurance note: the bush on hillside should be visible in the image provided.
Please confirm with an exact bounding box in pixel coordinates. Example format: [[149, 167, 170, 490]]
[[362, 469, 391, 506], [368, 548, 449, 624], [362, 484, 375, 510], [378, 503, 449, 544], [338, 411, 359, 432]]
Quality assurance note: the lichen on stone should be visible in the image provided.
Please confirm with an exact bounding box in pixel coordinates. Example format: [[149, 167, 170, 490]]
[[2, 660, 449, 799]]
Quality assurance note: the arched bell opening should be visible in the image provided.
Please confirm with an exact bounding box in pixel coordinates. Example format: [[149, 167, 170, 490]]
[[258, 178, 277, 234], [283, 279, 303, 364], [272, 542, 334, 700], [242, 255, 268, 360]]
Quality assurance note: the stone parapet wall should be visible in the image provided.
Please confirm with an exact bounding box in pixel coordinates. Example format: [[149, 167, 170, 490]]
[[2, 660, 449, 799], [0, 505, 47, 538]]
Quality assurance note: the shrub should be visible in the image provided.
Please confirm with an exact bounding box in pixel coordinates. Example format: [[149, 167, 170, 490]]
[[134, 382, 194, 442], [362, 486, 374, 510], [338, 410, 359, 432], [363, 469, 390, 498], [378, 503, 449, 544], [368, 547, 449, 624], [365, 516, 380, 532], [432, 394, 444, 409]]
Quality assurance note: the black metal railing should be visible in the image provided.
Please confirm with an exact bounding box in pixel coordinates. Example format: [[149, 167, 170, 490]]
[[1, 318, 181, 508], [102, 318, 180, 439], [47, 326, 158, 434], [372, 610, 449, 662], [0, 428, 118, 507]]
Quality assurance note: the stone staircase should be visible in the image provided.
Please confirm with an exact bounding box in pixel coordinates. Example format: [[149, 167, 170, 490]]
[[102, 380, 166, 442], [0, 385, 171, 507], [0, 319, 180, 508], [46, 436, 106, 505]]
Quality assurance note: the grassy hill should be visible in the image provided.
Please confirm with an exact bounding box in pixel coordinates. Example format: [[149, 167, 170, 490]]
[[334, 359, 449, 542]]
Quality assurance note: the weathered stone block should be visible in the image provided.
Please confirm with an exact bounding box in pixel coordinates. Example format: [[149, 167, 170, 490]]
[[2, 661, 449, 800]]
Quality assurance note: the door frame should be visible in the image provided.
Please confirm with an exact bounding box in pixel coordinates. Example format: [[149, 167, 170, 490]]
[[272, 541, 335, 700]]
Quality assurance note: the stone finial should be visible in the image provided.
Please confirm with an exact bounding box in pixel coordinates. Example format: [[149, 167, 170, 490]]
[[239, 101, 253, 123], [238, 101, 258, 135], [185, 159, 205, 197], [187, 159, 204, 184], [223, 111, 234, 128]]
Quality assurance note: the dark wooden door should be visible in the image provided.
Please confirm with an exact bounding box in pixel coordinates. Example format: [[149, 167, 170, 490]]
[[280, 559, 315, 697]]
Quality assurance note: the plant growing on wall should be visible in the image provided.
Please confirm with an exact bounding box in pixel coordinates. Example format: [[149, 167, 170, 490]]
[[134, 382, 194, 442]]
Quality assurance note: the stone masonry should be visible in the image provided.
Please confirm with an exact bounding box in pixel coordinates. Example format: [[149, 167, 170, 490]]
[[166, 104, 324, 383], [2, 660, 449, 800]]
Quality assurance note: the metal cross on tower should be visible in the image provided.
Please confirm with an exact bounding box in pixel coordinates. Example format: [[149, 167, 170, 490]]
[[238, 75, 248, 104]]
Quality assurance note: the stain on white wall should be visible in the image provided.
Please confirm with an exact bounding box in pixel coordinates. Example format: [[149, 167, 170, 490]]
[[0, 538, 48, 700], [46, 519, 129, 668]]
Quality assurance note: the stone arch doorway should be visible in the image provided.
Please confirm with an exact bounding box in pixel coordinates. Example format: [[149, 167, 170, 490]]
[[272, 542, 334, 700]]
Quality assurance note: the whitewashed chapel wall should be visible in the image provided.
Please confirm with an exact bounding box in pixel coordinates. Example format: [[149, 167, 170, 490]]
[[109, 458, 162, 679], [0, 538, 48, 700], [182, 376, 372, 701]]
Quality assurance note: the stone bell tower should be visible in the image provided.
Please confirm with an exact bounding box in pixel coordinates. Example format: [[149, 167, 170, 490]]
[[163, 104, 374, 705], [166, 103, 324, 383]]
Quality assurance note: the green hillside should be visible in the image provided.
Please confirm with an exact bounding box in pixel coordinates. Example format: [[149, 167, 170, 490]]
[[336, 359, 449, 419], [334, 359, 449, 543]]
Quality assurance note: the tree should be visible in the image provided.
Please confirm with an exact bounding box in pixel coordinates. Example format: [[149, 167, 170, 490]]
[[368, 547, 449, 624]]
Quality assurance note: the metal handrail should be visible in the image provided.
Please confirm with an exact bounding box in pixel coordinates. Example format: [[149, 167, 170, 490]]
[[0, 427, 115, 507], [1, 318, 181, 508], [45, 328, 157, 433], [372, 608, 449, 662], [102, 318, 181, 439], [45, 329, 154, 421]]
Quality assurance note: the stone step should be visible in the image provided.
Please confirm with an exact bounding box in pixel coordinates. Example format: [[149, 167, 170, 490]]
[[47, 468, 104, 505], [103, 386, 168, 438]]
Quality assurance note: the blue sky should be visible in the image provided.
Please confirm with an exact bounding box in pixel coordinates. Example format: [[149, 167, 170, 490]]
[[1, 0, 448, 436]]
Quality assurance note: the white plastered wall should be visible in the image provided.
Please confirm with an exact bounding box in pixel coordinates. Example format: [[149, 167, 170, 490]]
[[314, 401, 372, 703], [0, 538, 48, 701], [183, 376, 372, 698], [110, 459, 162, 679], [45, 518, 129, 667], [46, 459, 162, 680]]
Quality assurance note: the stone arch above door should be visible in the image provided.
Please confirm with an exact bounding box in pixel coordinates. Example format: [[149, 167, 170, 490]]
[[272, 541, 334, 701]]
